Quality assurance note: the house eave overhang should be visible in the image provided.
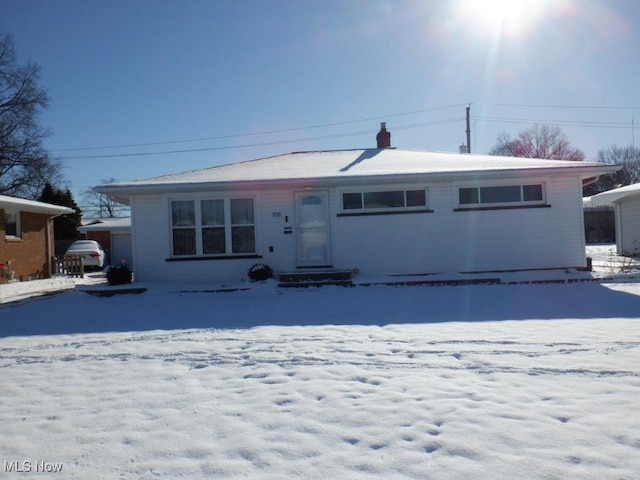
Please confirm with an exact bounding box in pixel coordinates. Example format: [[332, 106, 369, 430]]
[[77, 225, 131, 234], [94, 164, 620, 198], [0, 196, 75, 216], [590, 184, 640, 206]]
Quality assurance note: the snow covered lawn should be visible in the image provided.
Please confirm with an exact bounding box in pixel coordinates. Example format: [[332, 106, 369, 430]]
[[1, 259, 640, 478]]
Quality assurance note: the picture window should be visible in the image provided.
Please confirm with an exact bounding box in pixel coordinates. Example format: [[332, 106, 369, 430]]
[[171, 198, 255, 256]]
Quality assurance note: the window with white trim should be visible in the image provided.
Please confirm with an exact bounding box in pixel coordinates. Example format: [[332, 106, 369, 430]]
[[341, 188, 428, 213], [4, 210, 20, 238], [457, 183, 545, 207], [171, 198, 255, 256]]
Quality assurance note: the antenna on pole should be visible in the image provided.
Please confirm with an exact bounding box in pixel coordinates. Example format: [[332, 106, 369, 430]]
[[466, 104, 471, 153], [633, 117, 635, 149]]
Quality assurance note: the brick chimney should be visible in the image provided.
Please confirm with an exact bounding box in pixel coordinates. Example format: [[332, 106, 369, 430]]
[[376, 122, 391, 149]]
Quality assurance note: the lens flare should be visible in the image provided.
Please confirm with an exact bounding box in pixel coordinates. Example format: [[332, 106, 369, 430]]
[[462, 0, 550, 39]]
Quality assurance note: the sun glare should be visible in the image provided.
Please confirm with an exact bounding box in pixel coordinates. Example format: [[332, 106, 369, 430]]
[[463, 0, 549, 37], [473, 0, 529, 24]]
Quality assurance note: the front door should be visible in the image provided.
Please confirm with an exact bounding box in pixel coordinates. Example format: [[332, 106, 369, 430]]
[[295, 191, 331, 267]]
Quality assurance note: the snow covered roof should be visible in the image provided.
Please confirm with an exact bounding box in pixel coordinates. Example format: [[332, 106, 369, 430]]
[[78, 217, 131, 233], [589, 182, 640, 206], [0, 194, 75, 215], [582, 196, 614, 209], [95, 148, 619, 201]]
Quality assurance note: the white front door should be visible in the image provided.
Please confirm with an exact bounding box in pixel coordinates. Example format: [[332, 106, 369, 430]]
[[295, 191, 331, 267]]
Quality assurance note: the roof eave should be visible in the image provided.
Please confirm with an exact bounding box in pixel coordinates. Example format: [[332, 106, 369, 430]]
[[590, 186, 640, 205], [77, 225, 131, 233], [0, 202, 75, 216], [94, 164, 620, 197]]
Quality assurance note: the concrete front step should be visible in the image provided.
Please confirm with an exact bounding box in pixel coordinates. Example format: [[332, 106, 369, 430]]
[[278, 279, 354, 288], [278, 269, 353, 286]]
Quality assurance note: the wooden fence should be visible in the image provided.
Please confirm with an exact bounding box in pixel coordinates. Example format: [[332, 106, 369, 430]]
[[52, 256, 85, 279]]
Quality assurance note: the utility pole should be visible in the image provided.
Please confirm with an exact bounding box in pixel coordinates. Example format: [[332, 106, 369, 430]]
[[466, 104, 471, 153]]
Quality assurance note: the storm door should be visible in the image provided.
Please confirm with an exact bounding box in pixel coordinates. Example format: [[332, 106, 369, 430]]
[[294, 191, 332, 267]]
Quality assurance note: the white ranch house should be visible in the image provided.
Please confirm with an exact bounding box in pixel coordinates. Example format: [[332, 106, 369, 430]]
[[590, 182, 640, 257], [96, 137, 616, 283]]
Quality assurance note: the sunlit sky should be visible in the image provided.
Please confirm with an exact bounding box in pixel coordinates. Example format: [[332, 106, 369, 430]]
[[2, 0, 639, 205]]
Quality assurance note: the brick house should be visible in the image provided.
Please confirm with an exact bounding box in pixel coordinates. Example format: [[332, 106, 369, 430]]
[[0, 194, 75, 281]]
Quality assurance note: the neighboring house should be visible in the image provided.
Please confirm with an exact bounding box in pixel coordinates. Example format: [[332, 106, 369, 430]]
[[582, 196, 615, 244], [95, 126, 617, 283], [78, 217, 133, 266], [0, 194, 75, 281], [589, 183, 640, 256]]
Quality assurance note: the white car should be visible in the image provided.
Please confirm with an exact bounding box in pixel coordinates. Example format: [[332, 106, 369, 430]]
[[64, 240, 106, 269]]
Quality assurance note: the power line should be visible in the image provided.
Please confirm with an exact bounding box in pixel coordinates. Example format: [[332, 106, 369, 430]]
[[59, 117, 464, 160], [475, 102, 640, 110], [476, 116, 634, 129], [52, 104, 468, 153], [60, 129, 373, 159], [51, 101, 640, 161]]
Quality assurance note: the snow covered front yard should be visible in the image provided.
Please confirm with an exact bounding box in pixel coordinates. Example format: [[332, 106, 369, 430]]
[[1, 247, 639, 479]]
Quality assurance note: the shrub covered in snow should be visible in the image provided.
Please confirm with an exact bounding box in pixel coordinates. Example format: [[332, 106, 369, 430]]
[[248, 263, 273, 281]]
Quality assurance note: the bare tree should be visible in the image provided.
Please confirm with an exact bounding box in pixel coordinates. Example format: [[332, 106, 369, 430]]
[[82, 178, 130, 218], [583, 144, 640, 196], [0, 33, 61, 198], [488, 132, 516, 156], [489, 124, 585, 161]]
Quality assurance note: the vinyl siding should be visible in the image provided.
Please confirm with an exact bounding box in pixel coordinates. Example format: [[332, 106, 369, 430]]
[[257, 190, 296, 272], [618, 195, 640, 256], [129, 174, 588, 282], [448, 175, 586, 272], [131, 190, 297, 282], [331, 176, 586, 276], [130, 195, 166, 282], [331, 184, 442, 275]]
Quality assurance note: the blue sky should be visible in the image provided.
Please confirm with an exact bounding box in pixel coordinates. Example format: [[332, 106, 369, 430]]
[[2, 0, 640, 205]]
